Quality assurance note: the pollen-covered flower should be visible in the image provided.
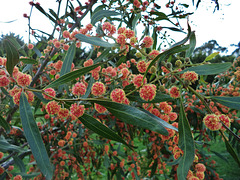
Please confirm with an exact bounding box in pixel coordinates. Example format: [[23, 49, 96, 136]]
[[137, 60, 147, 73], [142, 36, 153, 48], [110, 88, 126, 103], [182, 71, 198, 83], [139, 84, 156, 101], [70, 103, 85, 118], [133, 0, 141, 8], [43, 88, 56, 100], [57, 108, 69, 118], [218, 114, 231, 131], [28, 43, 34, 50], [169, 86, 180, 98], [0, 76, 10, 87], [63, 30, 70, 38], [72, 82, 86, 96], [46, 101, 61, 115], [16, 73, 32, 87], [132, 74, 147, 87], [120, 68, 130, 79], [116, 34, 126, 46], [94, 103, 107, 113], [203, 114, 222, 131], [91, 82, 106, 96], [83, 59, 94, 67], [123, 29, 135, 39], [195, 163, 206, 172]]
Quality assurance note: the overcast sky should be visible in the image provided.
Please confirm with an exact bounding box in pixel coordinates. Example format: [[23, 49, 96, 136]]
[[0, 0, 239, 55]]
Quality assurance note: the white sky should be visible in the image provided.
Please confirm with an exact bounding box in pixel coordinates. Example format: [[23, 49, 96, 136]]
[[0, 0, 239, 55]]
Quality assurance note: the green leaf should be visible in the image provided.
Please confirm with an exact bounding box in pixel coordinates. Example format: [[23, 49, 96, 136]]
[[185, 32, 196, 57], [179, 62, 232, 75], [141, 109, 178, 132], [132, 13, 141, 30], [210, 96, 240, 110], [127, 92, 173, 103], [0, 115, 10, 134], [220, 131, 240, 167], [79, 114, 130, 148], [87, 99, 169, 136], [19, 58, 38, 64], [94, 48, 111, 64], [6, 37, 26, 56], [60, 43, 76, 76], [0, 135, 25, 153], [13, 156, 26, 172], [35, 4, 56, 23], [75, 34, 118, 48], [45, 62, 104, 89], [3, 39, 19, 75], [177, 98, 195, 179], [204, 52, 219, 62], [91, 10, 122, 25], [19, 92, 53, 180]]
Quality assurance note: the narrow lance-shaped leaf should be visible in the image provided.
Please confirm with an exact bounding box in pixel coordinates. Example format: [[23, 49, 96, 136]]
[[220, 131, 240, 167], [210, 96, 240, 110], [19, 92, 53, 180], [79, 114, 131, 148], [60, 43, 76, 76], [87, 99, 169, 136], [75, 34, 118, 48], [127, 92, 173, 103], [0, 115, 10, 134], [45, 62, 104, 89], [185, 31, 196, 57], [177, 98, 195, 179], [3, 39, 19, 75], [179, 62, 232, 75], [19, 58, 38, 64], [204, 52, 219, 62], [0, 135, 24, 153], [91, 10, 122, 25]]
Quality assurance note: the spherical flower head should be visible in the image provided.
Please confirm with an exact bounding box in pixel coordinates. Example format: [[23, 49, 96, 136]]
[[117, 27, 126, 34], [70, 103, 85, 118], [182, 71, 198, 83], [142, 36, 153, 48], [169, 112, 178, 121], [54, 60, 63, 72], [133, 0, 141, 8], [139, 84, 156, 101], [137, 60, 147, 73], [46, 101, 61, 115], [86, 23, 93, 31], [149, 50, 160, 59], [120, 68, 130, 79], [63, 44, 69, 51], [63, 30, 70, 38], [13, 92, 22, 105], [43, 88, 56, 100], [94, 103, 107, 113], [218, 114, 231, 131], [9, 86, 21, 97], [102, 22, 112, 32], [124, 29, 135, 39], [28, 43, 34, 50], [58, 108, 69, 118], [196, 171, 205, 180], [54, 41, 61, 48], [0, 76, 10, 87], [91, 82, 106, 96], [72, 82, 86, 96], [169, 86, 180, 98], [195, 163, 206, 172], [27, 91, 34, 103], [110, 88, 126, 103], [130, 36, 137, 46], [16, 73, 32, 87], [83, 59, 94, 67], [116, 34, 126, 46], [132, 74, 147, 88], [203, 114, 222, 131], [188, 176, 200, 180]]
